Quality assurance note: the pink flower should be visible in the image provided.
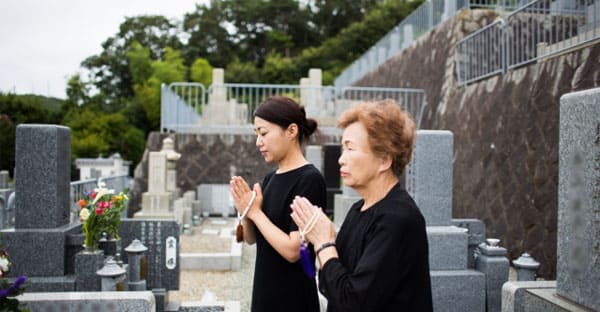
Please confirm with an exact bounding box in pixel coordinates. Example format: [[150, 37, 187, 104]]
[[96, 207, 104, 216]]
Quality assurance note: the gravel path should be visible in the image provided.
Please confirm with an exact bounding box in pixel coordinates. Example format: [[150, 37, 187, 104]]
[[168, 218, 256, 311]]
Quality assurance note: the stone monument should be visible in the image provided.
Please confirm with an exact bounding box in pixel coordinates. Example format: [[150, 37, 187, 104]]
[[501, 87, 600, 311], [136, 137, 181, 220], [199, 68, 248, 125], [1, 124, 82, 291]]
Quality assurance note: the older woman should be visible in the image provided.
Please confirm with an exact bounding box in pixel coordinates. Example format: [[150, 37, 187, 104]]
[[291, 99, 433, 312]]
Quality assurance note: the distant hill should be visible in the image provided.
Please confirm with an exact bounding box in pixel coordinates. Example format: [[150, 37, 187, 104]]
[[19, 94, 64, 112]]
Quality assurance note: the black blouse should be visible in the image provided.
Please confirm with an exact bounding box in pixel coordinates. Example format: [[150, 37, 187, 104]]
[[319, 183, 433, 312], [251, 164, 326, 312]]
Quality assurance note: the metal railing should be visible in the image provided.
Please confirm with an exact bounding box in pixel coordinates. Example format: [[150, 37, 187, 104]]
[[456, 0, 599, 85], [334, 0, 524, 88], [160, 83, 427, 132], [0, 175, 131, 228]]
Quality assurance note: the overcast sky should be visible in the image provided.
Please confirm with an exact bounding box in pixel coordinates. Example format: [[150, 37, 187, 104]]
[[0, 0, 206, 99]]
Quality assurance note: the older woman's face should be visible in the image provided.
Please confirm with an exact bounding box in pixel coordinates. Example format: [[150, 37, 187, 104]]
[[338, 121, 381, 189]]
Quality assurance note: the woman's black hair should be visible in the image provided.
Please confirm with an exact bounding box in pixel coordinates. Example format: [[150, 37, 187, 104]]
[[253, 96, 318, 144]]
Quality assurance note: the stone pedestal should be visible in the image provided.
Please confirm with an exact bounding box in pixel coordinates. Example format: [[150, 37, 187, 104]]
[[476, 242, 509, 312], [75, 249, 104, 291]]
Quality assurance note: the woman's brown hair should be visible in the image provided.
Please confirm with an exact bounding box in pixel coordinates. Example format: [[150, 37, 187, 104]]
[[338, 99, 416, 175], [254, 96, 317, 144]]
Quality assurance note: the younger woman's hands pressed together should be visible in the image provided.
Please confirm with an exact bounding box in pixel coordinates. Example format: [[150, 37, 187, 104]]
[[230, 176, 263, 244], [230, 176, 263, 218], [290, 196, 338, 267]]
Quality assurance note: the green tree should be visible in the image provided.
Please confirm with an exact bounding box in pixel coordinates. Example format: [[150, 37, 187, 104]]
[[0, 115, 15, 175], [190, 58, 213, 86], [183, 1, 235, 68], [82, 15, 182, 104], [224, 58, 261, 83], [0, 92, 62, 176], [261, 52, 299, 84]]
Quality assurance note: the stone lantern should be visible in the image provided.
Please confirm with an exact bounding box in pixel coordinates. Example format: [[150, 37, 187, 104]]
[[125, 239, 148, 291], [96, 257, 127, 291], [513, 253, 540, 281]]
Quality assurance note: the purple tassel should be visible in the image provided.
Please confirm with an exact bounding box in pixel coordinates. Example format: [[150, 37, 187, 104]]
[[300, 242, 315, 278]]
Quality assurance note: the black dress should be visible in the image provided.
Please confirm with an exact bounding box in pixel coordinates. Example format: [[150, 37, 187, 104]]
[[318, 183, 433, 312], [251, 164, 325, 312]]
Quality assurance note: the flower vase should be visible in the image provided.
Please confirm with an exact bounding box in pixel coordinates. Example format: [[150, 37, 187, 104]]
[[98, 233, 121, 257]]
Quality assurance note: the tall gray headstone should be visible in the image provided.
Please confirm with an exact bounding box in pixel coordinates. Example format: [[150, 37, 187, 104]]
[[1, 124, 80, 283], [406, 130, 453, 226], [15, 124, 71, 228], [557, 87, 600, 310]]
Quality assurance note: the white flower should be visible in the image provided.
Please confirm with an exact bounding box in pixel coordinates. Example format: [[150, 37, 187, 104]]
[[0, 256, 10, 273], [79, 208, 90, 221], [92, 183, 115, 205]]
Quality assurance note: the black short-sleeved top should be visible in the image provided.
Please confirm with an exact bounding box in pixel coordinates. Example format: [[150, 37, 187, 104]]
[[251, 164, 326, 312], [318, 183, 433, 312]]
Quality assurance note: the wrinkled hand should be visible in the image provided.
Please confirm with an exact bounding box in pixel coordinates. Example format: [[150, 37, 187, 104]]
[[290, 196, 335, 246], [230, 176, 263, 218]]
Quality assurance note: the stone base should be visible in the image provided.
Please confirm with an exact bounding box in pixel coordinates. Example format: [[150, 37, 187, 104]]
[[16, 291, 155, 311], [501, 281, 594, 312], [22, 275, 76, 292], [141, 192, 173, 215], [180, 237, 242, 271], [133, 211, 177, 220], [166, 301, 240, 312], [431, 270, 486, 312], [1, 223, 81, 277], [427, 226, 469, 270], [75, 249, 104, 291]]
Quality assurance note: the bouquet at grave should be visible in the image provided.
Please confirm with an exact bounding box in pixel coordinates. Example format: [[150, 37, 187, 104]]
[[78, 182, 129, 249], [0, 241, 28, 311]]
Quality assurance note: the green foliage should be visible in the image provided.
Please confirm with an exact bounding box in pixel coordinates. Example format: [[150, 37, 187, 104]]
[[2, 0, 424, 179], [127, 42, 153, 85], [190, 58, 213, 86], [0, 92, 61, 177], [261, 53, 299, 84], [0, 116, 15, 176], [224, 58, 261, 83]]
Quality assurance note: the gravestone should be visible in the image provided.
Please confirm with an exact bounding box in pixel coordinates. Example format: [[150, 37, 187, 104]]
[[323, 144, 342, 216], [1, 124, 81, 291], [405, 130, 453, 226], [137, 137, 180, 220], [119, 219, 180, 291], [200, 68, 248, 125], [197, 184, 234, 217], [405, 130, 487, 312], [305, 145, 323, 174], [501, 87, 600, 311], [557, 87, 600, 310]]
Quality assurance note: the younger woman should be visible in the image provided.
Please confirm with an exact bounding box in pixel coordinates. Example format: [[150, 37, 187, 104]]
[[230, 96, 325, 312]]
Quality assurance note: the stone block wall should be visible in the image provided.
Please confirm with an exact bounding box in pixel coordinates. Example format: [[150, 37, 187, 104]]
[[355, 9, 600, 278]]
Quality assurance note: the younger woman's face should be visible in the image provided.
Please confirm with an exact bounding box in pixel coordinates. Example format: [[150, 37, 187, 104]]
[[254, 117, 292, 163]]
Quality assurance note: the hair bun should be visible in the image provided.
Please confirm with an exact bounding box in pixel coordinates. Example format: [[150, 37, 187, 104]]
[[305, 118, 318, 136]]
